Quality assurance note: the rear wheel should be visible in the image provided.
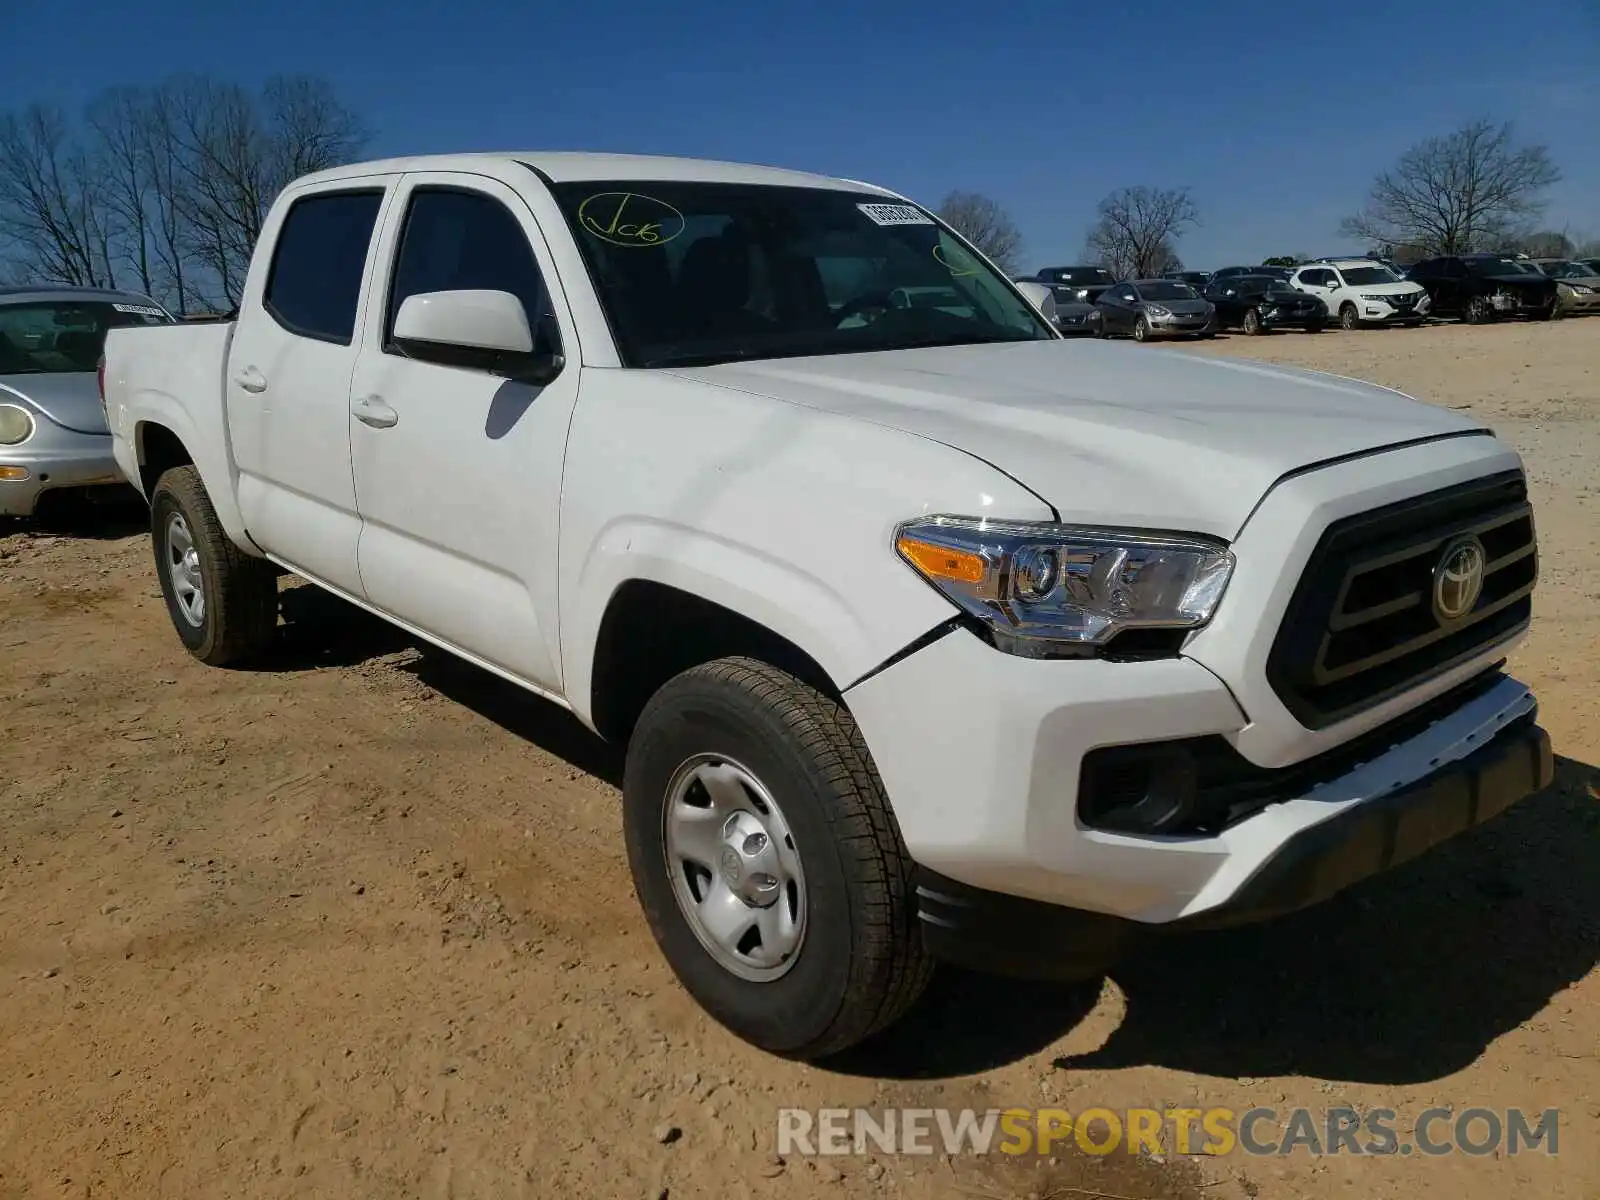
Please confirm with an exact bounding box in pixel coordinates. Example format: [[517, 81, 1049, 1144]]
[[1305, 319, 1325, 334], [623, 657, 931, 1060], [151, 466, 277, 666], [1339, 303, 1361, 331]]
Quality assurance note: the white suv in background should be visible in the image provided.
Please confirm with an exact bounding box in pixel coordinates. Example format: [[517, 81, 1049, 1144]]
[[1292, 259, 1431, 330]]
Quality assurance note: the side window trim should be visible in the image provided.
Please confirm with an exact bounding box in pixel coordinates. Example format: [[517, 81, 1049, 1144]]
[[261, 186, 387, 346]]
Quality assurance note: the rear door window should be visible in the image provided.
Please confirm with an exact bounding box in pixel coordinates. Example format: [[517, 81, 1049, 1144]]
[[264, 190, 385, 344]]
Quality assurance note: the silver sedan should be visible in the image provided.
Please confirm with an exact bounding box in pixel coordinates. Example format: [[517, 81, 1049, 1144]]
[[0, 286, 175, 518]]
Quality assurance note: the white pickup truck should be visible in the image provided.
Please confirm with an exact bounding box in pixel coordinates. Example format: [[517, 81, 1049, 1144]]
[[102, 152, 1551, 1060]]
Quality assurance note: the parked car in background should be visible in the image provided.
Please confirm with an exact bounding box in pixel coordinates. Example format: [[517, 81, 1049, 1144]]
[[1096, 278, 1215, 340], [1204, 273, 1326, 334], [1577, 258, 1600, 277], [1528, 260, 1600, 316], [1026, 280, 1106, 336], [1164, 270, 1212, 290], [101, 150, 1552, 1062], [1210, 265, 1293, 284], [1032, 266, 1117, 304], [1290, 259, 1431, 329], [1406, 255, 1559, 324], [1, 286, 175, 518]]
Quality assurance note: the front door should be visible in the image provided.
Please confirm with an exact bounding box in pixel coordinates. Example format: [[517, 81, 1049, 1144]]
[[347, 172, 582, 694], [226, 182, 392, 595]]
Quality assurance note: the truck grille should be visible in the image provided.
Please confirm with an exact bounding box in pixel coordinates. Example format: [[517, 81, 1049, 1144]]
[[1267, 470, 1536, 729]]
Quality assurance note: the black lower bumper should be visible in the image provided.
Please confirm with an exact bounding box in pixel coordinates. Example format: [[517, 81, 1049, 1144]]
[[915, 715, 1553, 980]]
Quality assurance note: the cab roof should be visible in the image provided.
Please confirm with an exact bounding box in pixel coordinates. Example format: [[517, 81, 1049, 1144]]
[[293, 152, 902, 197]]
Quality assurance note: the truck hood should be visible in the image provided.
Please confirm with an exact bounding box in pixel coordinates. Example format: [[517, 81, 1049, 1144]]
[[669, 339, 1489, 540], [0, 372, 107, 435]]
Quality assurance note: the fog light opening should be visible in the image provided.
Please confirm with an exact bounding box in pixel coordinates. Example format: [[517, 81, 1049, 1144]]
[[1078, 745, 1199, 835]]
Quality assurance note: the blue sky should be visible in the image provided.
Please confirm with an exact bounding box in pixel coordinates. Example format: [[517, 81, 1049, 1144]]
[[4, 0, 1596, 269]]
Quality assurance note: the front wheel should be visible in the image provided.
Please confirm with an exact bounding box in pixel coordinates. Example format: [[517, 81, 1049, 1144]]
[[1133, 315, 1151, 342], [1339, 303, 1361, 331], [151, 466, 277, 666], [1242, 307, 1265, 335], [1464, 295, 1495, 325], [623, 657, 931, 1060]]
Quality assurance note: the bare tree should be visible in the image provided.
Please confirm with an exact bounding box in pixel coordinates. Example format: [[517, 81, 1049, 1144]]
[[1340, 119, 1561, 256], [0, 74, 368, 310], [1082, 186, 1198, 279], [1511, 229, 1574, 258], [0, 105, 117, 287], [935, 191, 1022, 274]]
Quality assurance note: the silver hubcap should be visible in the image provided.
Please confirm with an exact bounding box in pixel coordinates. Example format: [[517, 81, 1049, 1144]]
[[165, 514, 205, 628], [663, 755, 806, 982]]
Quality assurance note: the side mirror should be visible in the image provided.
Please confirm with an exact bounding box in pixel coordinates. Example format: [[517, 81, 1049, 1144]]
[[1014, 281, 1057, 321], [392, 289, 565, 386]]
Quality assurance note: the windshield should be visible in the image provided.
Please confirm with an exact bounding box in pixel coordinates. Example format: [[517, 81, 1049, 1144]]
[[1541, 261, 1592, 279], [548, 182, 1054, 367], [1467, 258, 1536, 278], [0, 299, 171, 375], [1340, 265, 1400, 285], [1137, 281, 1197, 301]]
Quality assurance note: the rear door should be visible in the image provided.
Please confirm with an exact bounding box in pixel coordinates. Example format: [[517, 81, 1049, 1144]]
[[226, 179, 394, 595], [346, 170, 582, 694]]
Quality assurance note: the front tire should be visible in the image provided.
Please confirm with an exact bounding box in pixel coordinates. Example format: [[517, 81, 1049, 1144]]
[[623, 657, 931, 1059], [1464, 295, 1494, 325], [1242, 307, 1265, 335], [150, 466, 277, 666], [1339, 303, 1361, 331], [1133, 315, 1151, 342]]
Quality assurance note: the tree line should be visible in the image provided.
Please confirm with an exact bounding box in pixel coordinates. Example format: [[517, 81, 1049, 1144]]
[[0, 75, 367, 313], [938, 118, 1593, 278]]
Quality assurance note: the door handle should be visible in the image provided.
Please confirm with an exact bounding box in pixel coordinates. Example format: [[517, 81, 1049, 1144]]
[[232, 366, 268, 394], [352, 394, 398, 429]]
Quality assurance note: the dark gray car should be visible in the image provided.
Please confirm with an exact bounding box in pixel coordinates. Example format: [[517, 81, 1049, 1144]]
[[1094, 279, 1216, 342], [0, 285, 175, 518]]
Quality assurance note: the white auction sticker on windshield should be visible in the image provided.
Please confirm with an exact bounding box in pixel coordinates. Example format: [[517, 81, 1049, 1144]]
[[857, 203, 935, 226], [112, 303, 165, 316]]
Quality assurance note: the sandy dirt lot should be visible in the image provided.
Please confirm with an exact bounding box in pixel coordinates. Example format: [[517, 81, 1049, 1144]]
[[2, 318, 1597, 1200]]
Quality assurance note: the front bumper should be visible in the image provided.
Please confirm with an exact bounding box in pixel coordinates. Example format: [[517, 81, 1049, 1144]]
[[1359, 299, 1429, 322], [1147, 314, 1212, 336], [0, 425, 127, 517], [1557, 289, 1600, 313], [914, 708, 1551, 978], [847, 614, 1545, 925]]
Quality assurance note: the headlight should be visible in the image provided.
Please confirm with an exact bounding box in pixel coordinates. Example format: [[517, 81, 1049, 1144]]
[[1360, 293, 1395, 303], [1572, 285, 1594, 295], [0, 404, 35, 445], [1146, 304, 1171, 317], [894, 517, 1235, 657]]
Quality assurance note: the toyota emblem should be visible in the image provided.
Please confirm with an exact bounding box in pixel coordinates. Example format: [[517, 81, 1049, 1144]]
[[1432, 537, 1486, 624]]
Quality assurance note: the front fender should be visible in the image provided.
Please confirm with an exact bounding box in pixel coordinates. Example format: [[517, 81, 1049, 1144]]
[[556, 369, 1053, 730]]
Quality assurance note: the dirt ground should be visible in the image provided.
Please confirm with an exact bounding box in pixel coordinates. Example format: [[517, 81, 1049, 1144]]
[[2, 318, 1597, 1200]]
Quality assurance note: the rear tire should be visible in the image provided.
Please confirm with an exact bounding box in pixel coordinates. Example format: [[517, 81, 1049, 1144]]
[[150, 466, 277, 666], [1339, 303, 1360, 331], [1305, 319, 1325, 334], [622, 657, 931, 1060]]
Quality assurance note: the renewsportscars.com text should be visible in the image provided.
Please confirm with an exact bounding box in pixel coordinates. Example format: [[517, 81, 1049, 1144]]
[[776, 1106, 1561, 1158]]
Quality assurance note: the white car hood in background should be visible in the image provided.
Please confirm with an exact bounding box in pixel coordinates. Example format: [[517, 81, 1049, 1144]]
[[670, 339, 1489, 540]]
